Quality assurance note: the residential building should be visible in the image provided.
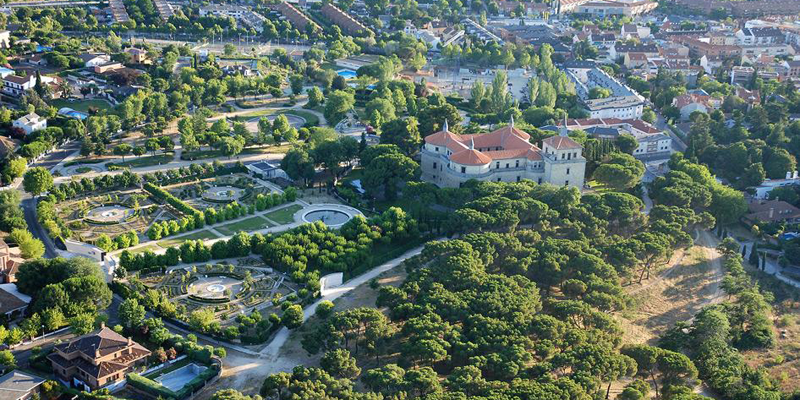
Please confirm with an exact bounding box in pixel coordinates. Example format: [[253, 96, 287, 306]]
[[48, 326, 150, 391], [564, 63, 645, 119], [12, 113, 46, 135], [0, 283, 29, 320], [782, 60, 800, 79], [672, 91, 722, 120], [125, 47, 149, 64], [554, 117, 672, 160], [743, 199, 800, 225], [273, 1, 320, 31], [668, 0, 800, 17], [421, 120, 586, 189], [199, 4, 245, 18], [751, 172, 800, 199], [2, 74, 35, 97], [731, 66, 756, 86], [736, 27, 785, 45], [575, 0, 657, 17], [676, 37, 741, 62], [107, 0, 130, 23], [79, 53, 111, 68], [0, 370, 46, 400], [735, 86, 761, 108], [321, 3, 370, 36], [153, 0, 173, 21], [556, 0, 592, 13], [462, 18, 503, 44], [609, 43, 659, 61]]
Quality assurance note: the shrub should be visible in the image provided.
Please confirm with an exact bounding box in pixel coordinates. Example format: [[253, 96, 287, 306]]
[[127, 373, 176, 399]]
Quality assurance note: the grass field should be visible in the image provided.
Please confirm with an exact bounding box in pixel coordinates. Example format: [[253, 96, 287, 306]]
[[51, 98, 113, 113], [234, 109, 319, 127], [180, 145, 291, 160], [107, 153, 174, 169], [157, 230, 220, 248], [64, 158, 107, 167], [128, 244, 160, 255], [265, 204, 302, 225], [216, 216, 274, 236]]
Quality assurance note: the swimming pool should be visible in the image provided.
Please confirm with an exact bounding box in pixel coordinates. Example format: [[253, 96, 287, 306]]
[[337, 69, 357, 79], [155, 363, 207, 392]]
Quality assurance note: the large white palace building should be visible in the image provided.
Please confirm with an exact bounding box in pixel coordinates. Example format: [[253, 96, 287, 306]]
[[420, 120, 586, 189]]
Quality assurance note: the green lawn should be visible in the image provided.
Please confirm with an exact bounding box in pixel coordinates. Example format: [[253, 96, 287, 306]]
[[157, 230, 220, 248], [216, 216, 274, 236], [265, 204, 302, 225], [64, 158, 106, 167], [234, 109, 319, 127], [51, 98, 113, 113], [181, 145, 291, 160], [107, 153, 174, 169], [127, 244, 160, 255]]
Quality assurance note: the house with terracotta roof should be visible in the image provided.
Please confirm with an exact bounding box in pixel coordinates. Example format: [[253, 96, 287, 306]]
[[552, 117, 672, 160], [421, 119, 586, 189], [49, 326, 150, 391], [743, 199, 800, 225], [672, 91, 722, 120]]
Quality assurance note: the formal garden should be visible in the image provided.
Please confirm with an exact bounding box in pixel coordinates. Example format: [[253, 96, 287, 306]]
[[162, 173, 274, 210], [127, 261, 299, 344], [55, 189, 162, 243]]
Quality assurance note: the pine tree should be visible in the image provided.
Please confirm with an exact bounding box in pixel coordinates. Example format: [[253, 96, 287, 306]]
[[749, 243, 759, 266]]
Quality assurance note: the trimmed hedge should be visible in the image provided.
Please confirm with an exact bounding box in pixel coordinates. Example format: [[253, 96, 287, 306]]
[[128, 373, 177, 400], [144, 182, 203, 218], [187, 294, 230, 304]]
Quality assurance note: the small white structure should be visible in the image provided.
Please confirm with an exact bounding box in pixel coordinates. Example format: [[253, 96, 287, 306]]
[[319, 272, 344, 296], [79, 53, 111, 68], [247, 161, 289, 180], [64, 239, 106, 261], [752, 172, 800, 199], [0, 31, 9, 49], [12, 112, 46, 135]]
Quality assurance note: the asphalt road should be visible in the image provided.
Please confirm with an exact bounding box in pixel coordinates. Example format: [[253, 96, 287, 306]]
[[21, 198, 58, 258], [19, 140, 81, 259], [34, 140, 80, 172]]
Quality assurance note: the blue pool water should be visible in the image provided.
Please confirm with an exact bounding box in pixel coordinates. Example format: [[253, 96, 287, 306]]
[[337, 69, 357, 79]]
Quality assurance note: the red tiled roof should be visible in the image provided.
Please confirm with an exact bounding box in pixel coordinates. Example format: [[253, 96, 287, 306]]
[[543, 135, 581, 150], [450, 149, 492, 165]]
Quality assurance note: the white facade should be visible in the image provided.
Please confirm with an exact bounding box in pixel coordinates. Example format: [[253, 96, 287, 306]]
[[421, 124, 586, 189], [752, 173, 800, 199], [13, 113, 46, 135]]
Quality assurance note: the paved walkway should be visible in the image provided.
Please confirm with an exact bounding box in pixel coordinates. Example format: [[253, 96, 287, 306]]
[[258, 243, 428, 359]]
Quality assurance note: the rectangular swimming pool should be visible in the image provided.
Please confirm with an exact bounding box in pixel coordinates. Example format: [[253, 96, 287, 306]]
[[155, 363, 207, 392]]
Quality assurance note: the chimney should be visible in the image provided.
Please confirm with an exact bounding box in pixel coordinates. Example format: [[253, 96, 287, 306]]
[[770, 208, 774, 219], [128, 336, 133, 346], [794, 171, 798, 179], [786, 171, 792, 179], [100, 322, 105, 330]]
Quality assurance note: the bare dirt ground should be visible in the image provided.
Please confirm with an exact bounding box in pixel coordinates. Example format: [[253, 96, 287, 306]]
[[195, 265, 408, 398], [617, 230, 725, 345]]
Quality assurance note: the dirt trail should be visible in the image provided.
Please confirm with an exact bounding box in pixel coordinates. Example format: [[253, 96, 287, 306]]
[[617, 230, 725, 345]]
